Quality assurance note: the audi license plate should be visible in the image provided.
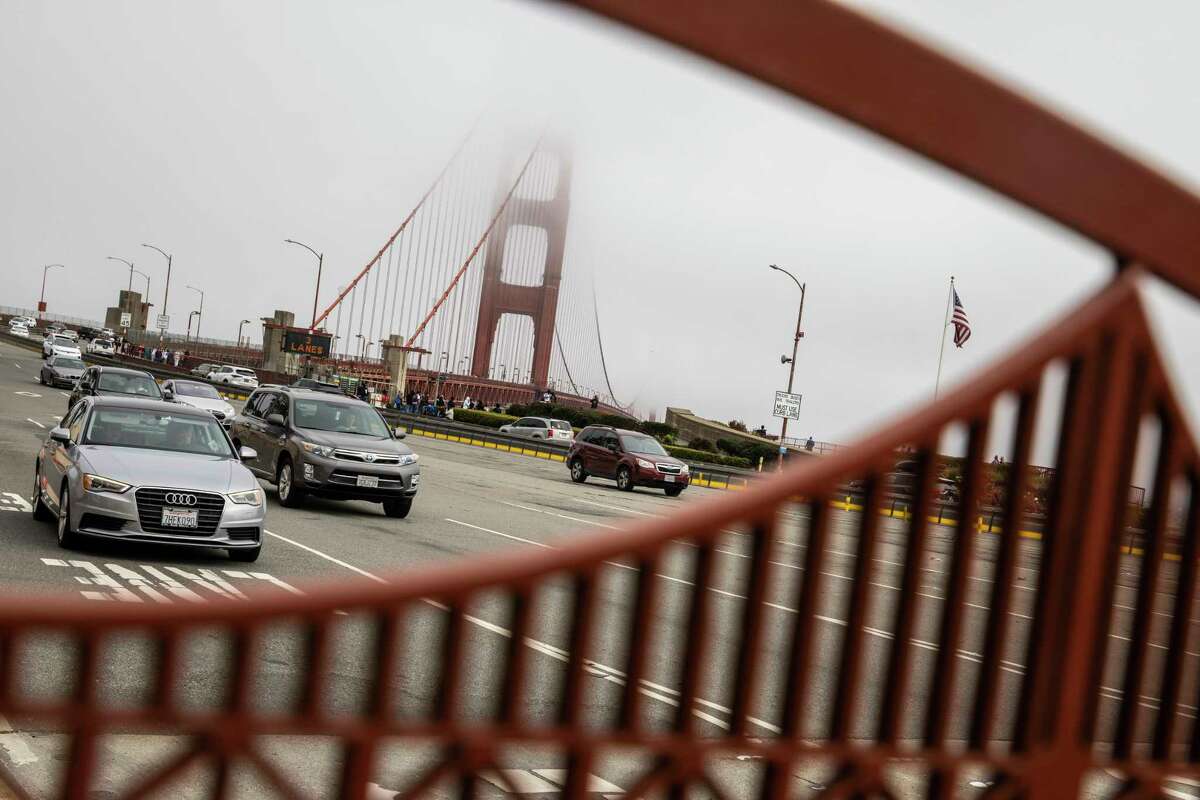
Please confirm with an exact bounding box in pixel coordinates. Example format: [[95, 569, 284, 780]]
[[356, 475, 379, 489], [664, 476, 676, 483], [161, 508, 198, 528]]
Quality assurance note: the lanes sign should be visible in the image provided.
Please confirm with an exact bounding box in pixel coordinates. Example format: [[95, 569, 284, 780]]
[[283, 330, 332, 357], [773, 390, 802, 421], [156, 314, 169, 331]]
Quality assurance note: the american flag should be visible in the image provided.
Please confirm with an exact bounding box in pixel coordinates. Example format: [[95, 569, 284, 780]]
[[951, 288, 971, 348]]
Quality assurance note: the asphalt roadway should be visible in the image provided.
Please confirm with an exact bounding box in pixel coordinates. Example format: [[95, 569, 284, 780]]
[[0, 339, 1194, 799]]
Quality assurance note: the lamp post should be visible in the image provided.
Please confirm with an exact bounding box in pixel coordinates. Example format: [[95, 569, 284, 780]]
[[129, 269, 151, 299], [283, 239, 324, 330], [106, 256, 136, 293], [185, 285, 204, 340], [769, 264, 807, 470], [355, 333, 365, 360], [186, 310, 200, 340], [38, 264, 64, 320], [141, 243, 172, 336], [237, 319, 251, 348]]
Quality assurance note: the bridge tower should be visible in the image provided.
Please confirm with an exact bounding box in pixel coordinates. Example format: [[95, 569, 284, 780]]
[[470, 142, 571, 386]]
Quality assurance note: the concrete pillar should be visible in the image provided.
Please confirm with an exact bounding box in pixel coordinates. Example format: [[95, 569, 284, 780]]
[[261, 310, 300, 375], [381, 334, 409, 397]]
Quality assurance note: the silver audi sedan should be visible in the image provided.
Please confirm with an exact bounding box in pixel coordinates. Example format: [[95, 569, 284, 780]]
[[32, 395, 266, 561]]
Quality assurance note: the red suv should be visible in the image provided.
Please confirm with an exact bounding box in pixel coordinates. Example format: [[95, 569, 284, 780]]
[[567, 426, 690, 497]]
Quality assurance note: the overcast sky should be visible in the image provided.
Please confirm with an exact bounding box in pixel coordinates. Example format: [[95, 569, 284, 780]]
[[4, 0, 1200, 455]]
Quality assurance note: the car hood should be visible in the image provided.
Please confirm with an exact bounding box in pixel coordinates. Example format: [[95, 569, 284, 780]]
[[175, 396, 234, 414], [76, 446, 256, 493], [296, 428, 413, 455]]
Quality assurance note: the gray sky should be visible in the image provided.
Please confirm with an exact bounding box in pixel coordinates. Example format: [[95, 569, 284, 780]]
[[4, 0, 1200, 454]]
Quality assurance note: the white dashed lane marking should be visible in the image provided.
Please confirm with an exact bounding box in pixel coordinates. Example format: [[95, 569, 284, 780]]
[[26, 418, 44, 429], [41, 559, 303, 603]]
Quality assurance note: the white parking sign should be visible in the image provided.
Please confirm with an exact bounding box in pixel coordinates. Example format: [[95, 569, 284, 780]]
[[773, 390, 802, 420]]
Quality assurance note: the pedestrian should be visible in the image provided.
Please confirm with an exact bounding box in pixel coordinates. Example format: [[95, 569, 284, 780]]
[[435, 395, 446, 417], [356, 381, 368, 402], [463, 395, 472, 410], [805, 436, 815, 452], [542, 389, 552, 403], [548, 389, 557, 404], [393, 390, 404, 409], [492, 402, 502, 414], [590, 395, 599, 410]]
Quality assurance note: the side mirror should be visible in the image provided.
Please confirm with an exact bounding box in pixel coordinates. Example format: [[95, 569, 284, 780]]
[[239, 445, 258, 462], [49, 427, 71, 445], [265, 413, 285, 428], [607, 443, 621, 454], [393, 428, 406, 440], [162, 389, 174, 401]]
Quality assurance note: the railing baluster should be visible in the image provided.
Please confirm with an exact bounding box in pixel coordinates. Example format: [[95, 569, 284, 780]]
[[1160, 471, 1200, 761], [619, 551, 662, 733], [1115, 410, 1178, 760], [729, 513, 777, 738], [880, 443, 939, 744], [829, 474, 882, 742], [969, 381, 1041, 749], [300, 614, 332, 718], [435, 602, 466, 722], [677, 541, 715, 735], [925, 415, 991, 750], [63, 632, 102, 800], [781, 498, 832, 737], [340, 609, 402, 799], [561, 569, 598, 727], [499, 587, 532, 726]]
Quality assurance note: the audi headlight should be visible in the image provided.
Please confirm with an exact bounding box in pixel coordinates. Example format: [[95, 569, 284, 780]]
[[636, 458, 655, 470], [228, 488, 264, 506], [81, 474, 131, 494], [300, 441, 335, 458], [399, 453, 419, 466]]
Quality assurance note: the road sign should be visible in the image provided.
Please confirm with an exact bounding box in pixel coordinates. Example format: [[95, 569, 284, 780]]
[[282, 329, 332, 357], [156, 314, 169, 331], [773, 390, 802, 420], [119, 312, 132, 327]]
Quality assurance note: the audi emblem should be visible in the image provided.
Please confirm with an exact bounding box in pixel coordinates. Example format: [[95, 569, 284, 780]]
[[363, 453, 376, 463], [164, 492, 198, 506]]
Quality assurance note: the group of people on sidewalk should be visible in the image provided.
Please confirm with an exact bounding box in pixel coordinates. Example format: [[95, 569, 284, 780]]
[[390, 389, 502, 417]]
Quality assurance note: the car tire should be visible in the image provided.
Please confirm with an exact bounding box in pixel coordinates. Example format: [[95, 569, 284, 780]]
[[665, 486, 684, 498], [32, 465, 53, 522], [616, 466, 634, 492], [56, 487, 81, 549], [569, 458, 588, 483], [276, 459, 306, 508], [383, 497, 413, 518], [228, 546, 261, 563]]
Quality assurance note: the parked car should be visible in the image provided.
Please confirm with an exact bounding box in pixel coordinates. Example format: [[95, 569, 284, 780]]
[[162, 379, 237, 428], [8, 321, 30, 338], [566, 425, 690, 496], [191, 362, 218, 378], [498, 417, 575, 442], [208, 365, 259, 389], [68, 366, 163, 410], [42, 334, 82, 360], [32, 395, 264, 561], [76, 326, 102, 341], [88, 337, 115, 355], [39, 355, 87, 388], [231, 387, 420, 517]]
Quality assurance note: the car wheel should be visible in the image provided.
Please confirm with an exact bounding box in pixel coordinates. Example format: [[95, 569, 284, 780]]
[[32, 465, 53, 522], [57, 487, 81, 549], [569, 458, 588, 483], [228, 546, 261, 563], [665, 486, 685, 498], [276, 459, 305, 507], [616, 466, 634, 492], [383, 497, 413, 518]]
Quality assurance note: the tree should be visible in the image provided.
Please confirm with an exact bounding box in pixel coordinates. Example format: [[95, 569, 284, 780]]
[[727, 419, 748, 432]]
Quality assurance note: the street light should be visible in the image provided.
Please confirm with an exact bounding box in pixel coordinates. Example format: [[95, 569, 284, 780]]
[[283, 239, 324, 330], [186, 285, 204, 340], [130, 269, 151, 299], [106, 256, 136, 293], [237, 319, 251, 348], [38, 264, 64, 320], [769, 264, 807, 470], [355, 333, 366, 359], [187, 310, 201, 340], [141, 243, 172, 334]]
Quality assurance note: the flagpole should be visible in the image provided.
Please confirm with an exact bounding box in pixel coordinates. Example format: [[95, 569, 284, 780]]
[[934, 275, 954, 400]]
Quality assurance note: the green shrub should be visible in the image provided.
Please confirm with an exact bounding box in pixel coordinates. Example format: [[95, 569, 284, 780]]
[[716, 436, 778, 464], [452, 409, 518, 429], [664, 445, 751, 469], [688, 438, 714, 452], [640, 421, 677, 440]]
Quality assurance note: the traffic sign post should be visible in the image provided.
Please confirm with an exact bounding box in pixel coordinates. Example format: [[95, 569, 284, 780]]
[[156, 314, 169, 331], [773, 389, 802, 421], [119, 312, 132, 328]]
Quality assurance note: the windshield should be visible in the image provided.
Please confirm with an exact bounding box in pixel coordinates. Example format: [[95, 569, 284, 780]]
[[52, 337, 77, 347], [94, 339, 113, 346], [51, 357, 85, 370], [174, 382, 221, 399], [83, 408, 234, 457], [293, 399, 391, 437], [620, 434, 668, 456], [551, 421, 572, 431], [98, 372, 162, 398]]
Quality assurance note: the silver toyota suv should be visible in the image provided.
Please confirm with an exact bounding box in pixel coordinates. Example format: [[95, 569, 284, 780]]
[[231, 387, 420, 518], [32, 395, 266, 561]]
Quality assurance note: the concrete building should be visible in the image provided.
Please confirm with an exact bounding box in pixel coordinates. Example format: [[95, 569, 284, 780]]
[[665, 407, 801, 452], [103, 290, 151, 333]]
